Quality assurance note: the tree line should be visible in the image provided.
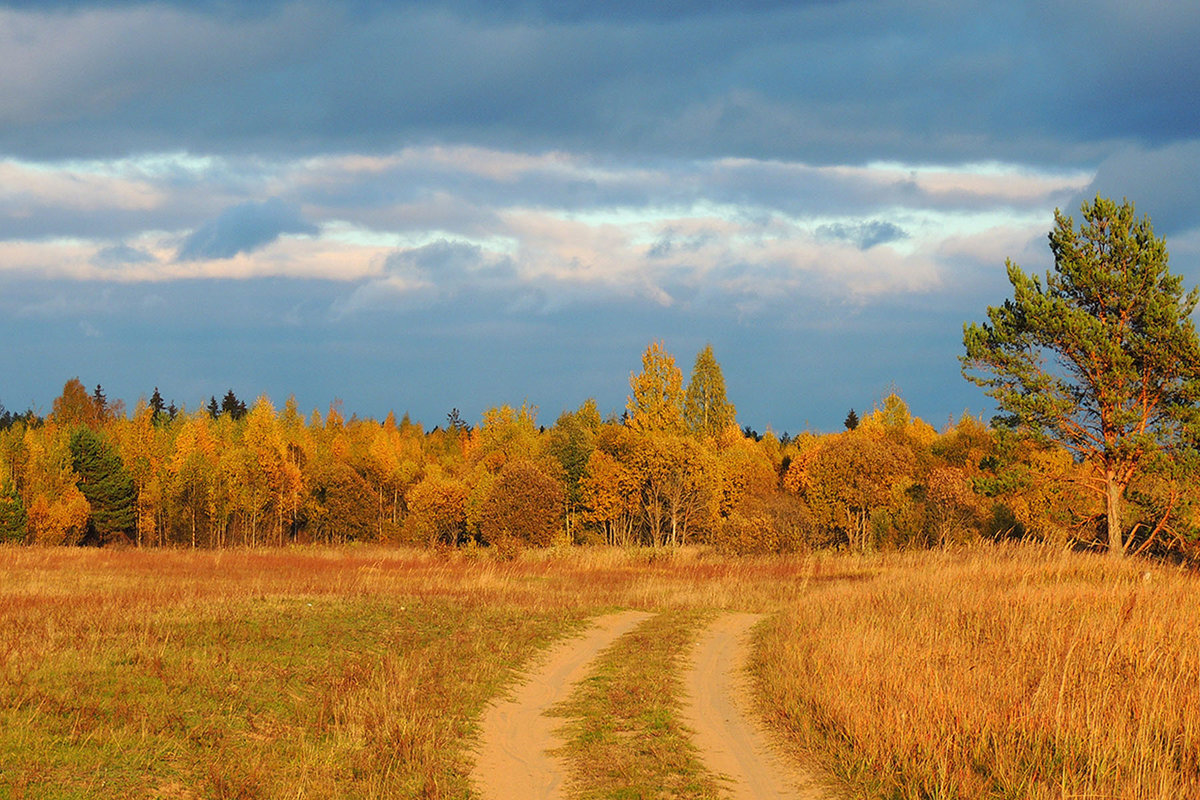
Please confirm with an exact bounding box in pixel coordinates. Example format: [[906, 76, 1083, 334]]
[[0, 349, 1193, 559], [2, 196, 1198, 559]]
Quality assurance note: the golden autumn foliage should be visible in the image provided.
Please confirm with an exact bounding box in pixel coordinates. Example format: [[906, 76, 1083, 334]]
[[477, 458, 566, 551], [166, 411, 218, 548], [26, 486, 90, 546], [626, 341, 686, 435], [800, 429, 915, 551], [406, 472, 469, 547], [4, 346, 1200, 558]]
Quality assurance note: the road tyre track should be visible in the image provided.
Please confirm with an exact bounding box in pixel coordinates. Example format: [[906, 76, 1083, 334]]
[[472, 610, 653, 800], [682, 613, 828, 799]]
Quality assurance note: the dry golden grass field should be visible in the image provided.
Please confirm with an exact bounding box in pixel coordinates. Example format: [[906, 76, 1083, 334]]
[[0, 544, 1197, 799]]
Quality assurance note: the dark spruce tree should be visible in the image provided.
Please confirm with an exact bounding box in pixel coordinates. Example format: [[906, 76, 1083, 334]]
[[92, 384, 107, 420], [844, 409, 860, 430], [0, 479, 25, 543], [150, 387, 167, 425], [69, 428, 136, 545], [207, 396, 220, 419], [221, 389, 247, 420]]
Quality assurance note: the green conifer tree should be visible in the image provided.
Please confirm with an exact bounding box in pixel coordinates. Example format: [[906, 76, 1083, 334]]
[[149, 387, 166, 425], [221, 390, 247, 420], [0, 479, 25, 543], [69, 428, 136, 545], [963, 196, 1200, 557]]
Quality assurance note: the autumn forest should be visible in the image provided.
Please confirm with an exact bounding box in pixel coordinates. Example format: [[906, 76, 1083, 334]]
[[0, 334, 1195, 561]]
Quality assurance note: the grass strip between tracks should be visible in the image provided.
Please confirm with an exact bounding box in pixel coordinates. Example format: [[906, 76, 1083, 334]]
[[550, 609, 724, 800]]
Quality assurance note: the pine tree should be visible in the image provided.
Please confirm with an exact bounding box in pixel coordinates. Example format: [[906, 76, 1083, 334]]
[[207, 396, 220, 419], [844, 409, 860, 430], [963, 196, 1200, 557], [69, 428, 136, 545], [684, 344, 736, 438]]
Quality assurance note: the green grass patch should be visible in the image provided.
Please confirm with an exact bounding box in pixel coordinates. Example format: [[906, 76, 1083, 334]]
[[1, 594, 586, 799]]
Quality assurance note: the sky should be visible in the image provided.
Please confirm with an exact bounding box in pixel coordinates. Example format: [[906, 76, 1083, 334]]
[[2, 0, 1199, 433]]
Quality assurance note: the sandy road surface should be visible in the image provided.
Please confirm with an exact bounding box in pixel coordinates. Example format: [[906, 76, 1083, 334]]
[[682, 613, 828, 799], [472, 610, 653, 800]]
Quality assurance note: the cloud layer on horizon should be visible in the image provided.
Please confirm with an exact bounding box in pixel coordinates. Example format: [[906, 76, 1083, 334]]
[[0, 147, 1092, 308]]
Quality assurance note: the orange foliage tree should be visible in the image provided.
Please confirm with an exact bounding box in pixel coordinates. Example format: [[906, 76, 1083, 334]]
[[477, 459, 566, 550]]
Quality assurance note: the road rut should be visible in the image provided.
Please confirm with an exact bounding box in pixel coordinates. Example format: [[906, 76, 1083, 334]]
[[682, 613, 827, 799], [472, 611, 652, 800]]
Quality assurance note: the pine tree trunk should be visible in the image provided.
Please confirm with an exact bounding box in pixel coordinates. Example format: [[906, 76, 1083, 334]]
[[1106, 470, 1125, 558]]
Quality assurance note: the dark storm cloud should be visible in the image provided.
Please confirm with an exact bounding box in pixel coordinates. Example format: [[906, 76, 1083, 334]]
[[336, 238, 537, 316], [177, 198, 317, 261], [389, 239, 516, 281], [2, 1, 1197, 166], [1071, 142, 1200, 237], [379, 239, 517, 294], [647, 228, 719, 259]]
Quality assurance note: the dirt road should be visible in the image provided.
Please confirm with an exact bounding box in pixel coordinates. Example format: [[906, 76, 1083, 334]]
[[681, 613, 827, 799], [472, 610, 653, 800], [473, 610, 827, 799]]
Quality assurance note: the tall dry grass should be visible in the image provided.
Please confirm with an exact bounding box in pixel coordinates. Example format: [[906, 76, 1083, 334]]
[[753, 543, 1200, 800]]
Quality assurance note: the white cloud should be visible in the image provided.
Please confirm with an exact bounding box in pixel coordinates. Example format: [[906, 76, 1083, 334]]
[[0, 160, 164, 211], [0, 145, 1093, 310]]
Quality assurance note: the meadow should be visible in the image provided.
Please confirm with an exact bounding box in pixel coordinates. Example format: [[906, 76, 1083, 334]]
[[0, 544, 1196, 799]]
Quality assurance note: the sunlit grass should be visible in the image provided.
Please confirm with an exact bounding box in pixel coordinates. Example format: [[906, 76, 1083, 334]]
[[0, 546, 804, 798], [0, 552, 587, 798], [1, 544, 1196, 799], [753, 543, 1200, 800]]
